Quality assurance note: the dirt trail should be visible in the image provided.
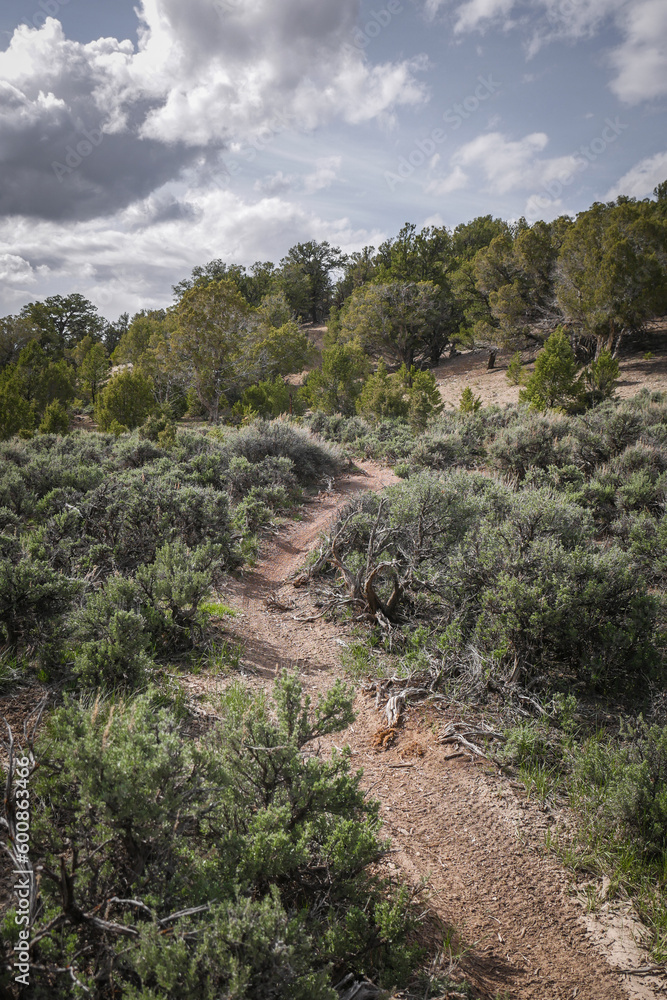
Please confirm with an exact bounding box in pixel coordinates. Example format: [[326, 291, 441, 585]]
[[195, 460, 663, 1000]]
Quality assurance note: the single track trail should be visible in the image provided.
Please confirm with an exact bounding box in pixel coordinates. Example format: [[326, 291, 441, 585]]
[[182, 460, 663, 1000]]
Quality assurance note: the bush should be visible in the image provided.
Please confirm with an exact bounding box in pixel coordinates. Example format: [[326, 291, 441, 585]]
[[0, 552, 75, 653], [225, 419, 342, 486], [4, 675, 419, 996], [238, 376, 298, 418], [38, 399, 70, 435], [583, 349, 620, 404], [459, 386, 482, 413], [70, 575, 155, 688], [612, 720, 667, 857], [0, 373, 34, 440], [489, 412, 569, 477], [519, 326, 583, 411], [407, 368, 443, 429], [573, 720, 667, 859], [135, 540, 221, 651], [139, 412, 177, 444], [315, 471, 661, 690], [303, 339, 370, 415], [95, 368, 155, 431], [356, 361, 409, 421], [506, 351, 525, 386]]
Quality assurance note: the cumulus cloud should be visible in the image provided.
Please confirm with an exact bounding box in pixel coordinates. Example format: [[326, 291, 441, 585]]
[[425, 164, 468, 195], [253, 157, 342, 197], [254, 172, 295, 196], [439, 130, 580, 195], [608, 0, 667, 104], [0, 2, 427, 221], [304, 156, 343, 193], [454, 0, 517, 33], [424, 0, 667, 104], [0, 182, 386, 318], [605, 151, 667, 200]]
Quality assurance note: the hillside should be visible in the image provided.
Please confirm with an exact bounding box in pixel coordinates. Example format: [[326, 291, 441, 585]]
[[2, 367, 667, 998]]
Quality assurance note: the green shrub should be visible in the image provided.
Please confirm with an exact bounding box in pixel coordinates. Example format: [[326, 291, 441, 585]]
[[5, 675, 419, 996], [583, 349, 620, 404], [225, 419, 342, 486], [139, 412, 177, 444], [612, 720, 667, 857], [573, 721, 667, 859], [519, 327, 583, 411], [405, 367, 443, 430], [38, 399, 70, 435], [489, 412, 569, 477], [317, 471, 661, 690], [0, 552, 75, 652], [233, 485, 291, 535], [70, 575, 155, 688], [135, 540, 221, 651], [303, 339, 370, 415], [0, 373, 34, 440], [238, 376, 298, 418], [506, 351, 525, 386], [224, 454, 296, 499], [356, 361, 409, 421], [96, 368, 155, 431], [459, 386, 482, 413]]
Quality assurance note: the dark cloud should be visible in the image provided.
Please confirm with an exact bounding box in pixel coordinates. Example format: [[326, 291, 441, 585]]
[[0, 122, 211, 220]]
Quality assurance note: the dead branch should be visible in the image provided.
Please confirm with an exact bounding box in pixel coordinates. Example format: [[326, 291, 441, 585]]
[[437, 721, 505, 761]]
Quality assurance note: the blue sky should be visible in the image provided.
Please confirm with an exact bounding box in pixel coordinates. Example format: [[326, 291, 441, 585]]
[[0, 0, 665, 319]]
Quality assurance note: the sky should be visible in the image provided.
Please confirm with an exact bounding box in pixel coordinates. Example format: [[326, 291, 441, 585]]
[[0, 0, 665, 321]]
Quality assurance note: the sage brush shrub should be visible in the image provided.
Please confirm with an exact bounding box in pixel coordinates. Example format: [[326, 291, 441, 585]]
[[6, 675, 419, 997], [489, 412, 570, 477], [223, 419, 342, 486], [573, 721, 667, 859], [318, 472, 661, 689], [0, 551, 75, 652], [70, 575, 155, 688], [0, 422, 341, 690]]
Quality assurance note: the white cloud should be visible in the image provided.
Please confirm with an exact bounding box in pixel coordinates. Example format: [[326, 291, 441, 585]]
[[605, 151, 667, 199], [425, 164, 468, 194], [0, 182, 386, 318], [0, 4, 428, 221], [304, 156, 343, 193], [254, 172, 295, 196], [446, 130, 579, 194], [609, 0, 667, 104], [0, 253, 39, 285], [427, 0, 667, 104], [454, 0, 517, 33], [253, 157, 342, 197]]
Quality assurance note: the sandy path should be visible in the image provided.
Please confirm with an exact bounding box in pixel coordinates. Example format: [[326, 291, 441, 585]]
[[203, 460, 663, 1000]]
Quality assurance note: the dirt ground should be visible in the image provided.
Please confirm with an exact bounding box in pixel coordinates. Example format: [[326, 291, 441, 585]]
[[175, 459, 665, 1000], [433, 334, 667, 413]]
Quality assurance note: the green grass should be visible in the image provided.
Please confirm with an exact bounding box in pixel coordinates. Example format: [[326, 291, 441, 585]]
[[199, 600, 238, 618]]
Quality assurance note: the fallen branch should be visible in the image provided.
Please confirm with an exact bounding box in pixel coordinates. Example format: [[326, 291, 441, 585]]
[[616, 964, 666, 977], [437, 721, 505, 761]]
